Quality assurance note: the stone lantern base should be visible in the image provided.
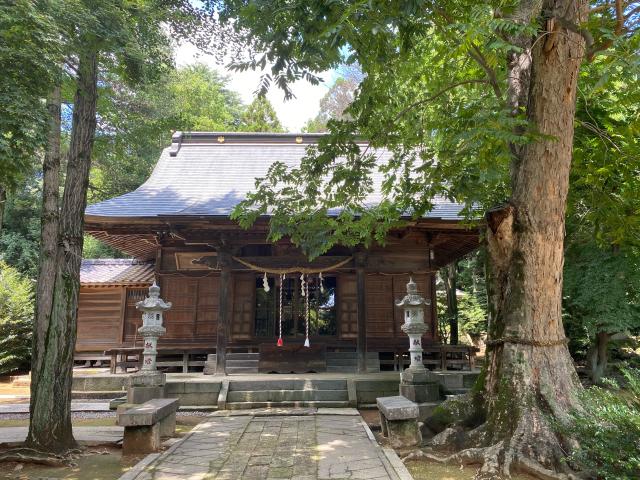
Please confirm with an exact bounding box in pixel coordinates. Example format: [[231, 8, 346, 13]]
[[400, 369, 440, 404], [127, 371, 166, 404]]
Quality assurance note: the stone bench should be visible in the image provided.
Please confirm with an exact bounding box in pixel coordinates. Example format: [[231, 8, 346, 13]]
[[117, 398, 180, 454], [376, 395, 421, 448]]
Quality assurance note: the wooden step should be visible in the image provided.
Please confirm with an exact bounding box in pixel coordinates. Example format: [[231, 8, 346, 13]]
[[226, 366, 260, 374]]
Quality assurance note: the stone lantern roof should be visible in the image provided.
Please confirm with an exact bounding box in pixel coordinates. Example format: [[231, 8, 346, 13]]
[[396, 278, 430, 307], [136, 282, 172, 311]]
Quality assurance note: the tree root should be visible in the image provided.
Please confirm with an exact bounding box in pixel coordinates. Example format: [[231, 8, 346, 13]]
[[0, 447, 72, 467], [402, 441, 585, 480]]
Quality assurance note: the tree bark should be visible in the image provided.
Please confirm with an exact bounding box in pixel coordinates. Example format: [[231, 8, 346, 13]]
[[480, 1, 588, 477], [0, 185, 6, 236], [27, 50, 98, 454], [587, 331, 610, 384], [444, 262, 459, 345], [426, 2, 588, 478]]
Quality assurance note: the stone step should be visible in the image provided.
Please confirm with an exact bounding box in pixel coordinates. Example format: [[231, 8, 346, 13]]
[[206, 353, 260, 362], [229, 379, 347, 391], [326, 352, 379, 359], [226, 400, 351, 410], [72, 390, 124, 400], [227, 389, 349, 403], [325, 357, 380, 366], [226, 366, 260, 374], [227, 359, 259, 366], [227, 353, 260, 360], [327, 365, 380, 373]]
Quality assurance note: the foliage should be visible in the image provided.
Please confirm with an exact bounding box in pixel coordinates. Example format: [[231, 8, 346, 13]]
[[437, 291, 487, 341], [562, 35, 640, 360], [437, 258, 488, 343], [563, 243, 640, 359], [304, 74, 361, 132], [0, 262, 34, 375], [83, 235, 126, 259], [0, 0, 63, 192], [0, 175, 42, 278], [89, 64, 244, 203], [209, 1, 639, 258], [564, 367, 640, 479], [162, 64, 243, 131], [240, 96, 284, 132], [569, 39, 640, 249]]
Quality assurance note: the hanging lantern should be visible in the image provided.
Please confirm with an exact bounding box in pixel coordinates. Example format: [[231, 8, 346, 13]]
[[263, 272, 270, 292]]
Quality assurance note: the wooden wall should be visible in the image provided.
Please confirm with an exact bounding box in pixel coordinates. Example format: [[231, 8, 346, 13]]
[[144, 275, 219, 348], [76, 286, 124, 352], [364, 273, 436, 341], [76, 234, 441, 353]]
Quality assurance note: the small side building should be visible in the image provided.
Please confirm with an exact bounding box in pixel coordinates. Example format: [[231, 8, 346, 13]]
[[76, 259, 154, 363]]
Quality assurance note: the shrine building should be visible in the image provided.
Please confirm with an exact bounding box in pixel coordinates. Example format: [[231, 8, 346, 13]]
[[78, 132, 479, 374]]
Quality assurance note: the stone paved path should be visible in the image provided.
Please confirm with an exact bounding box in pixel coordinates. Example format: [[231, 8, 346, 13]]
[[126, 412, 408, 480]]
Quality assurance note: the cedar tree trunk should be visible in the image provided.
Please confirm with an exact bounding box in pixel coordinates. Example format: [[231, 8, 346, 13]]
[[423, 2, 588, 479], [0, 185, 6, 235], [482, 1, 587, 477], [445, 262, 459, 345], [587, 331, 610, 384], [27, 50, 98, 454]]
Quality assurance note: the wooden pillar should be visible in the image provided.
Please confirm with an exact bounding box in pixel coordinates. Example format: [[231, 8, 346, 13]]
[[355, 252, 367, 373], [216, 251, 232, 375]]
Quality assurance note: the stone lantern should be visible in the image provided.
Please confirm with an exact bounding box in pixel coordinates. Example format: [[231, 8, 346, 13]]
[[136, 281, 171, 372], [127, 281, 172, 404], [396, 278, 439, 404], [397, 278, 430, 373]]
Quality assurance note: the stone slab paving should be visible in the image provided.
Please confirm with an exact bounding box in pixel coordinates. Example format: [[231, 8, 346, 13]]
[[0, 426, 123, 445], [124, 412, 408, 480]]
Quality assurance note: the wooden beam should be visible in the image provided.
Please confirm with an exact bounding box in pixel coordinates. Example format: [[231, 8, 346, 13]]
[[216, 250, 233, 375], [354, 252, 367, 373]]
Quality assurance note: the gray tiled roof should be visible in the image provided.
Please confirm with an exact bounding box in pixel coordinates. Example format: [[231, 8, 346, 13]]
[[80, 259, 155, 284], [86, 132, 464, 220]]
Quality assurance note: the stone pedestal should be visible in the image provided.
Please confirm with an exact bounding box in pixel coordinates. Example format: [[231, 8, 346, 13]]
[[400, 369, 440, 403], [123, 423, 161, 454], [377, 395, 422, 448], [127, 371, 166, 404]]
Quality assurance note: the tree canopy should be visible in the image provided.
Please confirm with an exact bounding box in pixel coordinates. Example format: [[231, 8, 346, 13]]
[[240, 96, 284, 132]]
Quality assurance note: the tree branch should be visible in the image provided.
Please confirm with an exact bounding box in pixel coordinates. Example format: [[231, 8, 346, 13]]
[[394, 79, 491, 120], [468, 44, 503, 99]]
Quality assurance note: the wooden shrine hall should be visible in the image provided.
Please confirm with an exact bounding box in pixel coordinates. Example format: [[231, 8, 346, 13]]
[[80, 132, 479, 375]]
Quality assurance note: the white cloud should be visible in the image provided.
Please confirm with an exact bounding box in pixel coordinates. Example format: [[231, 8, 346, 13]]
[[175, 41, 334, 132]]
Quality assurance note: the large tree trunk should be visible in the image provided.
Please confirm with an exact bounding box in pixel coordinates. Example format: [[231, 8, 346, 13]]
[[481, 1, 587, 477], [27, 50, 98, 454], [587, 331, 610, 384], [445, 262, 459, 345], [422, 2, 588, 478], [0, 185, 6, 235]]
